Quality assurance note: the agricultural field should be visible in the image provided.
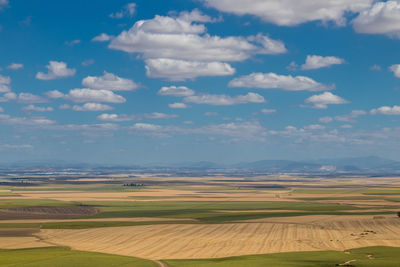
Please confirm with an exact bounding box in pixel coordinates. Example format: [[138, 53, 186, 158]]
[[1, 174, 400, 266]]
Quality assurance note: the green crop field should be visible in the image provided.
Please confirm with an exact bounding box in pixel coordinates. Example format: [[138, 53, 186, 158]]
[[164, 246, 400, 267], [0, 247, 157, 267]]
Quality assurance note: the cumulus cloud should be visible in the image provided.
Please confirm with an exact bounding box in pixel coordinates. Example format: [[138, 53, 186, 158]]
[[304, 124, 325, 130], [72, 103, 114, 112], [110, 2, 136, 19], [36, 61, 76, 80], [301, 55, 345, 70], [18, 93, 48, 104], [65, 39, 81, 46], [53, 89, 126, 103], [129, 120, 267, 141], [260, 108, 276, 114], [229, 72, 333, 91], [92, 33, 114, 42], [145, 59, 235, 80], [169, 103, 188, 109], [66, 89, 126, 103], [305, 92, 349, 109], [353, 1, 400, 38], [158, 86, 195, 97], [0, 92, 17, 102], [23, 105, 53, 112], [184, 92, 265, 106], [319, 116, 334, 123], [108, 10, 286, 80], [7, 63, 23, 70], [45, 90, 65, 99], [389, 64, 400, 78], [370, 64, 381, 71], [109, 15, 286, 61], [335, 110, 366, 122], [0, 75, 11, 93], [97, 112, 178, 122], [371, 105, 400, 115], [82, 59, 95, 66], [82, 71, 138, 91], [202, 0, 373, 26], [319, 110, 366, 123], [204, 112, 218, 116], [0, 113, 55, 126]]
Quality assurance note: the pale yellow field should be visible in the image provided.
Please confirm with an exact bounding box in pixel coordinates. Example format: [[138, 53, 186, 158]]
[[37, 215, 400, 260], [9, 189, 296, 202]]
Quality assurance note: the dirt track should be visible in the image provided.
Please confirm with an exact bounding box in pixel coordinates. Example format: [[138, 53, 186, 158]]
[[37, 215, 400, 260]]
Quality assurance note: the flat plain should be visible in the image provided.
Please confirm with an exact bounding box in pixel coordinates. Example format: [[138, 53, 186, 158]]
[[1, 174, 400, 266]]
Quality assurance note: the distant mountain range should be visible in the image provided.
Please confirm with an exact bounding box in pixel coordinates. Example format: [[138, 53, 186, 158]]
[[2, 156, 400, 175]]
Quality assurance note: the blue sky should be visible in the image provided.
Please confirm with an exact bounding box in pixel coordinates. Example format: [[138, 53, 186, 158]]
[[0, 0, 400, 164]]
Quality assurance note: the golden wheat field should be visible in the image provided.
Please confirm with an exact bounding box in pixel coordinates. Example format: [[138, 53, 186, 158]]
[[37, 215, 400, 260]]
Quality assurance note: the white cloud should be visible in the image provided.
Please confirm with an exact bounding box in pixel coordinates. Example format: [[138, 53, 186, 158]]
[[147, 112, 178, 119], [319, 110, 366, 123], [18, 93, 48, 104], [72, 103, 114, 112], [131, 123, 163, 131], [341, 124, 353, 129], [0, 75, 11, 93], [0, 92, 16, 102], [145, 58, 235, 81], [23, 105, 53, 112], [82, 71, 138, 91], [59, 104, 71, 110], [370, 64, 382, 71], [110, 2, 136, 19], [260, 108, 276, 114], [203, 0, 373, 26], [169, 103, 188, 109], [92, 33, 114, 42], [0, 114, 55, 126], [65, 39, 81, 46], [229, 72, 333, 91], [109, 15, 286, 61], [82, 59, 95, 66], [305, 92, 349, 109], [319, 116, 333, 123], [304, 124, 325, 130], [204, 112, 218, 116], [371, 105, 400, 115], [97, 112, 178, 122], [97, 113, 133, 122], [7, 63, 24, 70], [184, 92, 265, 106], [389, 64, 400, 78], [129, 120, 267, 141], [45, 90, 65, 99], [36, 61, 76, 80], [158, 86, 195, 97], [335, 110, 366, 122], [353, 1, 400, 38], [108, 11, 286, 80], [65, 89, 126, 103], [301, 55, 345, 70]]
